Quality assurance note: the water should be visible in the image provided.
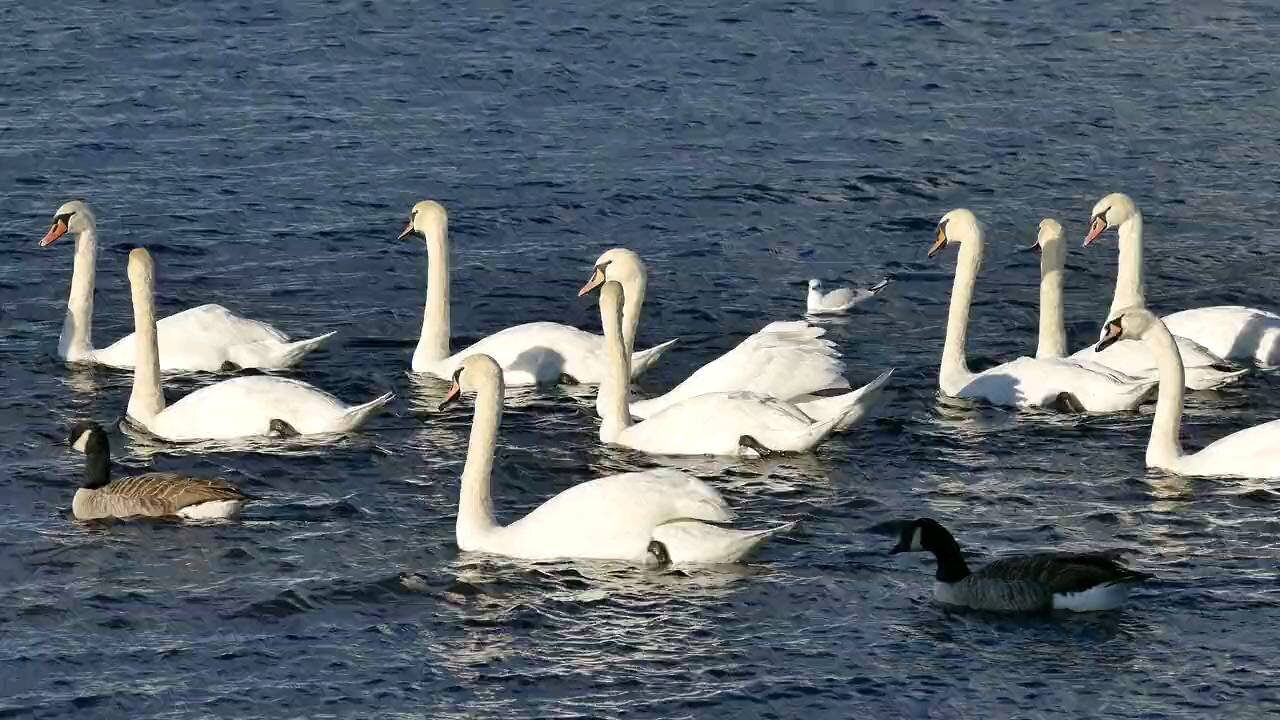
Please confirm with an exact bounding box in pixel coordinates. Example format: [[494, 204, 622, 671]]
[[3, 1, 1279, 717]]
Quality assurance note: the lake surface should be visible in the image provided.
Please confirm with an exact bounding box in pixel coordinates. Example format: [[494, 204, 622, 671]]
[[3, 1, 1279, 717]]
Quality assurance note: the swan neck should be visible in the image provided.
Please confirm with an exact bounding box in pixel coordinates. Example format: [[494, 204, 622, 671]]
[[61, 227, 98, 361], [1036, 241, 1068, 358], [620, 273, 645, 357], [940, 238, 981, 393], [416, 221, 451, 365], [1109, 215, 1146, 318], [458, 372, 501, 544], [1145, 320, 1185, 465], [126, 262, 165, 423], [598, 288, 633, 442]]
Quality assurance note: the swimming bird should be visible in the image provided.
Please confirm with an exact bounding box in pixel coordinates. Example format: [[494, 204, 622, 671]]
[[806, 278, 889, 315]]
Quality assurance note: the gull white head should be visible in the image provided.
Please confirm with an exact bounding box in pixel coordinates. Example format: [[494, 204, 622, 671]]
[[578, 248, 645, 297], [929, 208, 982, 257], [1084, 192, 1139, 247], [398, 200, 449, 242], [40, 200, 96, 247], [807, 279, 822, 290]]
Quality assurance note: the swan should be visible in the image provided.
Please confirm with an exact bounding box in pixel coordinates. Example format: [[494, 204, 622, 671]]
[[888, 518, 1150, 612], [1080, 192, 1276, 367], [806, 278, 890, 315], [123, 248, 392, 440], [68, 421, 251, 520], [928, 209, 1156, 412], [437, 353, 790, 563], [591, 281, 891, 455], [398, 202, 677, 385], [40, 200, 334, 372], [1096, 308, 1280, 478]]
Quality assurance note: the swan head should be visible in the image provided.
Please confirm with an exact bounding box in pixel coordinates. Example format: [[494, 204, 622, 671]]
[[398, 200, 448, 242], [68, 421, 106, 455], [1095, 306, 1159, 352], [929, 209, 981, 258], [127, 247, 155, 288], [807, 279, 822, 290], [1027, 218, 1064, 255], [40, 200, 95, 247], [888, 517, 952, 555], [578, 248, 645, 297], [1084, 192, 1139, 247], [437, 354, 502, 411]]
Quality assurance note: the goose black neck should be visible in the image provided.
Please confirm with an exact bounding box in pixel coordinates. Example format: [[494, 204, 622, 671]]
[[928, 530, 971, 583], [81, 434, 112, 490]]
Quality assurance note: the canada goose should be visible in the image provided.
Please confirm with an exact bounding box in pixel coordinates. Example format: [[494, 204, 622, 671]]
[[889, 518, 1150, 612], [68, 422, 251, 520]]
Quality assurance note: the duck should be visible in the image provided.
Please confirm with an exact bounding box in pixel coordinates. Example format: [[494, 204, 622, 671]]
[[889, 518, 1150, 612], [1075, 192, 1272, 371], [39, 200, 334, 372], [67, 421, 251, 520], [589, 280, 892, 455], [123, 248, 392, 440], [437, 353, 790, 563], [928, 209, 1156, 412], [806, 278, 890, 315], [397, 202, 677, 385], [1097, 308, 1280, 478]]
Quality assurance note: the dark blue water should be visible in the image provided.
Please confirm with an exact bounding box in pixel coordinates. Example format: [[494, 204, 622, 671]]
[[4, 1, 1280, 717]]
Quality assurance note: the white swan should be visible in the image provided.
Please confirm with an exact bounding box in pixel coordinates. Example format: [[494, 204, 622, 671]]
[[40, 200, 334, 372], [1077, 192, 1271, 370], [591, 281, 891, 455], [930, 209, 1155, 412], [1097, 308, 1280, 478], [806, 278, 889, 315], [438, 353, 789, 563], [398, 202, 677, 385], [123, 248, 392, 441]]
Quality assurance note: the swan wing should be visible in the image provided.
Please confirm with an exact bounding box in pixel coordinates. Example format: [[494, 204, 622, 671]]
[[1189, 418, 1280, 477], [1162, 305, 1280, 366], [150, 376, 380, 440], [95, 304, 295, 371], [619, 391, 819, 455], [447, 322, 672, 385]]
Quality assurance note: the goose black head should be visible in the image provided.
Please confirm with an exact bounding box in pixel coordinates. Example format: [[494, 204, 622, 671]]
[[68, 421, 111, 489]]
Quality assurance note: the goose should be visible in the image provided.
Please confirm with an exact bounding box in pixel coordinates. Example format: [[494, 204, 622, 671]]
[[437, 353, 790, 563], [1096, 308, 1280, 478], [397, 203, 677, 385], [889, 518, 1150, 612], [1077, 192, 1273, 369], [67, 421, 251, 520], [806, 278, 890, 315], [590, 280, 892, 455], [39, 200, 334, 372], [928, 209, 1156, 412], [123, 248, 392, 440]]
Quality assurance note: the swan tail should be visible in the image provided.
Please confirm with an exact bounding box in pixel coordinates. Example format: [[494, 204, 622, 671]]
[[794, 368, 894, 433], [629, 337, 680, 378], [868, 277, 891, 294], [1185, 366, 1248, 391], [270, 331, 337, 368], [337, 391, 394, 431], [652, 519, 795, 564], [226, 331, 337, 370]]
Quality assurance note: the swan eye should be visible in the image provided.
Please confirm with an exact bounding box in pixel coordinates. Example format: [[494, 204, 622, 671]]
[[53, 212, 73, 224], [1094, 207, 1110, 225]]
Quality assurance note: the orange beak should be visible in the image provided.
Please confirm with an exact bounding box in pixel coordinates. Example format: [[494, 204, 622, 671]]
[[1083, 216, 1108, 247], [40, 218, 69, 247], [397, 221, 415, 240], [437, 381, 462, 411], [927, 226, 948, 258], [577, 267, 605, 297]]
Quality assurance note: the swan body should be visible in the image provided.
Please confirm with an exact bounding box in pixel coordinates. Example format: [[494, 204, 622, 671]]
[[591, 281, 888, 454], [891, 518, 1149, 613], [399, 204, 676, 384], [806, 278, 889, 315], [68, 422, 250, 520], [124, 248, 392, 441], [1098, 308, 1280, 478], [1082, 192, 1271, 369], [41, 200, 333, 372], [929, 210, 1155, 412], [440, 354, 786, 564]]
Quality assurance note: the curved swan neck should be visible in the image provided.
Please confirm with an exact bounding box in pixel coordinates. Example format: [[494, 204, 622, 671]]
[[597, 283, 633, 442], [620, 273, 646, 357], [1037, 238, 1068, 358], [61, 226, 98, 361], [458, 371, 501, 544], [1145, 318, 1185, 466], [1109, 214, 1146, 319], [940, 237, 983, 393], [415, 216, 451, 366], [126, 255, 165, 423]]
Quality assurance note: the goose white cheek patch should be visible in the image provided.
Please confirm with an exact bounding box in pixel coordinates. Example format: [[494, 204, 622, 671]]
[[71, 431, 92, 453], [910, 527, 924, 551]]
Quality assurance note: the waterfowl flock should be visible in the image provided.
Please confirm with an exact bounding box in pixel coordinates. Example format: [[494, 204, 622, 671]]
[[41, 191, 1280, 615]]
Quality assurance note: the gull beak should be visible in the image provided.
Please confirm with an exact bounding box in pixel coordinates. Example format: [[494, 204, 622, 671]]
[[1095, 320, 1124, 352], [927, 226, 948, 258], [437, 381, 462, 411], [577, 267, 605, 297], [40, 217, 69, 247], [397, 221, 415, 240], [1083, 216, 1108, 247]]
